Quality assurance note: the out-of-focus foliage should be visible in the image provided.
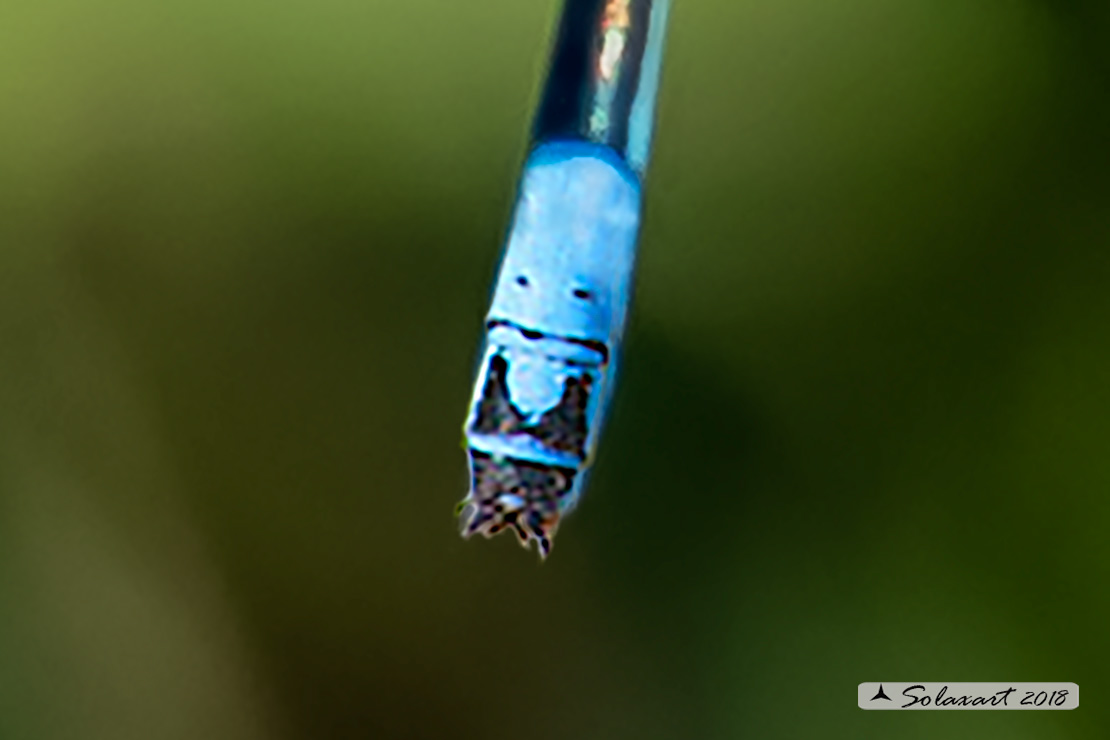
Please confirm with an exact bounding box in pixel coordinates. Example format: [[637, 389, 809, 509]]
[[1, 1, 1107, 738]]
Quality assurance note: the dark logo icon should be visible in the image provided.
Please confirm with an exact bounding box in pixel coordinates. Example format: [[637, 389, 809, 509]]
[[871, 684, 893, 701]]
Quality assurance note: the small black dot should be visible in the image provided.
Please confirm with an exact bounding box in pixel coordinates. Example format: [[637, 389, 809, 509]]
[[573, 288, 591, 300], [516, 275, 529, 287]]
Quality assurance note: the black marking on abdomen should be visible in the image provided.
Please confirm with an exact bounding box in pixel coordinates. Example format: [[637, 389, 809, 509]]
[[485, 319, 609, 365], [469, 352, 594, 461], [527, 372, 592, 458], [471, 354, 527, 435]]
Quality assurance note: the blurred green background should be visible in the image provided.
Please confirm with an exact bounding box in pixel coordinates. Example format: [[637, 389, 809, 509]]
[[1, 0, 1107, 738]]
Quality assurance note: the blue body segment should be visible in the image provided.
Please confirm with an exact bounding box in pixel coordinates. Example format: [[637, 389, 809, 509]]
[[469, 141, 640, 458], [458, 0, 670, 558], [488, 142, 641, 358]]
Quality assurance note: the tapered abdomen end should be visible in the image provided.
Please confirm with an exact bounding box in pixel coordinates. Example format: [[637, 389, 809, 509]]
[[457, 449, 578, 560]]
